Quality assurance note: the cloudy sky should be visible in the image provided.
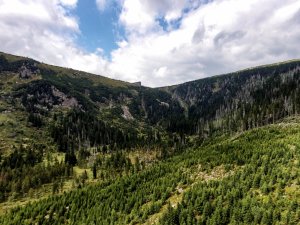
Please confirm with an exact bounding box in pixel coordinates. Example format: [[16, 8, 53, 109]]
[[0, 0, 299, 87]]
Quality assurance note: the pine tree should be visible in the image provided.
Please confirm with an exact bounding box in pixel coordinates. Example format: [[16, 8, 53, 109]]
[[93, 164, 97, 179]]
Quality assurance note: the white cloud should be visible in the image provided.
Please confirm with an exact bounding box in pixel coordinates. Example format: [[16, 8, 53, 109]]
[[0, 0, 78, 31], [0, 0, 300, 87], [59, 0, 78, 8], [119, 0, 156, 33], [108, 0, 300, 87], [96, 0, 106, 12], [0, 0, 108, 77], [154, 66, 168, 78], [119, 0, 198, 34]]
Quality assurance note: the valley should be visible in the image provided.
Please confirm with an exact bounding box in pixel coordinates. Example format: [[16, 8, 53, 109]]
[[0, 52, 299, 224]]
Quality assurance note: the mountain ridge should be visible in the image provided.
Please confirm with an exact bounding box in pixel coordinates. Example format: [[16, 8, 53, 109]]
[[1, 51, 300, 140], [1, 51, 300, 224], [3, 51, 300, 88]]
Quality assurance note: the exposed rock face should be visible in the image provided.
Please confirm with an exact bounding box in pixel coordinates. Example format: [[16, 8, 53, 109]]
[[121, 105, 134, 120], [19, 63, 39, 79], [19, 65, 33, 79], [118, 93, 131, 104], [51, 86, 79, 108], [156, 99, 170, 108], [141, 96, 148, 118], [20, 81, 80, 113]]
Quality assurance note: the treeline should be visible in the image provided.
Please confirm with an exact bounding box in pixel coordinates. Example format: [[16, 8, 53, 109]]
[[1, 122, 299, 224], [50, 109, 138, 151], [166, 61, 300, 137], [49, 109, 175, 156], [92, 151, 140, 181], [0, 55, 38, 74], [129, 88, 185, 125], [0, 144, 72, 202], [3, 52, 300, 141]]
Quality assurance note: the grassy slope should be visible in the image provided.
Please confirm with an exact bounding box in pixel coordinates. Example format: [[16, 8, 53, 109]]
[[0, 51, 139, 154], [0, 51, 131, 88], [0, 71, 51, 154], [38, 63, 130, 89], [0, 118, 299, 224]]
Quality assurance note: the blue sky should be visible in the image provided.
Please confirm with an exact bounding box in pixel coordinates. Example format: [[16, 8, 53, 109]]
[[75, 0, 121, 56], [0, 0, 299, 87]]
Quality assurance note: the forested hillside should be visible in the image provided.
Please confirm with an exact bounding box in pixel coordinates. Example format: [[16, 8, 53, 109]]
[[1, 52, 300, 140], [1, 119, 299, 224], [163, 60, 300, 136], [0, 52, 300, 224]]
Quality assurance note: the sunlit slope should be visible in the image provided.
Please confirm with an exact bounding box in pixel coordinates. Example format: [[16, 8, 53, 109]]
[[1, 118, 299, 224]]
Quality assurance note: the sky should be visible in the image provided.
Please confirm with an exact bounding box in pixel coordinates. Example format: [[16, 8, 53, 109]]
[[0, 0, 299, 87]]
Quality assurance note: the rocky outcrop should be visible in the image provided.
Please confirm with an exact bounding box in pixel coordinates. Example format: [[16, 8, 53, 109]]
[[121, 105, 134, 120], [18, 81, 80, 114], [51, 86, 79, 108], [156, 99, 170, 108], [141, 95, 148, 118], [19, 63, 39, 79]]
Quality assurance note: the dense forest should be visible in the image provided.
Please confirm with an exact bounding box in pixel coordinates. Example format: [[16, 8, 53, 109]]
[[165, 61, 300, 136], [0, 52, 300, 224], [2, 52, 300, 139], [1, 120, 299, 224]]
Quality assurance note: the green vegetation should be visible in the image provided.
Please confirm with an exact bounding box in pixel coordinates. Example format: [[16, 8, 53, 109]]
[[0, 52, 300, 224], [0, 121, 299, 224]]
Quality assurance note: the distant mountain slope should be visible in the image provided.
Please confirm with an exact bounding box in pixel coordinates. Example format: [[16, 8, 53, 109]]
[[1, 51, 300, 144], [0, 51, 186, 164], [0, 53, 300, 139], [163, 59, 300, 136], [0, 51, 182, 121]]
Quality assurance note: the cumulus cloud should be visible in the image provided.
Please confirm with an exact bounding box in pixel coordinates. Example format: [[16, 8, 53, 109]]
[[109, 0, 300, 87], [59, 0, 78, 8], [0, 0, 108, 76], [119, 0, 198, 34], [96, 0, 107, 12], [0, 0, 299, 87]]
